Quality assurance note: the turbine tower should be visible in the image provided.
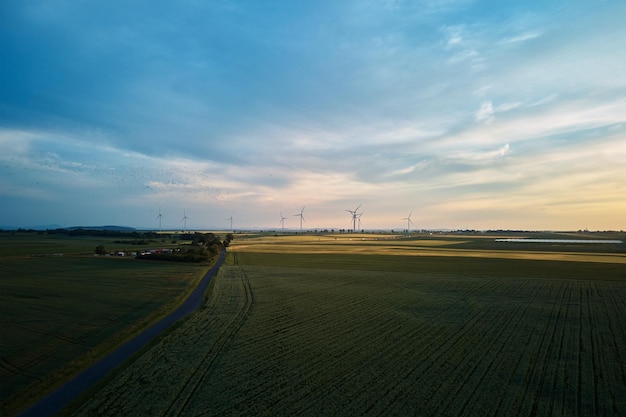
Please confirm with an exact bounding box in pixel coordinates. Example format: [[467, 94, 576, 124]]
[[156, 208, 163, 232], [401, 211, 413, 233], [345, 204, 362, 232], [280, 212, 288, 230], [182, 210, 189, 233], [294, 206, 305, 231], [226, 213, 233, 230]]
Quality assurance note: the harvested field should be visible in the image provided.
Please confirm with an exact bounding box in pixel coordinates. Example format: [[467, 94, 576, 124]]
[[69, 243, 626, 417]]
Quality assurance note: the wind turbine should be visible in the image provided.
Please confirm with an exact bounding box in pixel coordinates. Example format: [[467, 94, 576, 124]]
[[280, 212, 288, 230], [226, 213, 233, 230], [401, 211, 413, 233], [293, 206, 305, 231], [156, 208, 163, 232], [182, 210, 189, 233], [345, 204, 362, 232]]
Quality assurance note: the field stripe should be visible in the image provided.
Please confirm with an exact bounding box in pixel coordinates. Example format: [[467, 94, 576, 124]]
[[232, 243, 626, 265], [453, 282, 536, 417], [165, 266, 253, 417], [355, 279, 506, 415], [213, 270, 409, 414]]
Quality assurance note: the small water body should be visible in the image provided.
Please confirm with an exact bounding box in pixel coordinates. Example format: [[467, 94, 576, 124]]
[[495, 238, 623, 244]]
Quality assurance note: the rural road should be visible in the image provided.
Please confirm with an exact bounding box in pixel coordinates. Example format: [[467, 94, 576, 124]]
[[17, 249, 226, 417]]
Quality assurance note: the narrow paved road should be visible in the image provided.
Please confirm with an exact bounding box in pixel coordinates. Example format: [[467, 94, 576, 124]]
[[17, 249, 226, 417]]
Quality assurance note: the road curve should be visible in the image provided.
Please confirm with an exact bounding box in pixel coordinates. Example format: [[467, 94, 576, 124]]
[[17, 249, 226, 417]]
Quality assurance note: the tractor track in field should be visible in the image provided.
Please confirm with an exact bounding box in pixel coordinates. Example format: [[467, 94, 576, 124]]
[[54, 248, 626, 417], [0, 358, 43, 382], [15, 250, 226, 417], [165, 264, 253, 417]]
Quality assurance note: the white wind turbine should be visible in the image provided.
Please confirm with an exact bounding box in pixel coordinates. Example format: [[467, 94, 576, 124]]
[[156, 208, 163, 232], [280, 212, 288, 230], [294, 206, 305, 231], [226, 213, 233, 230], [182, 210, 189, 232], [345, 204, 362, 232], [402, 211, 413, 233]]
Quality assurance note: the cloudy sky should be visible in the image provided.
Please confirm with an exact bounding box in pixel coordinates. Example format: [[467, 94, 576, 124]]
[[1, 0, 625, 231]]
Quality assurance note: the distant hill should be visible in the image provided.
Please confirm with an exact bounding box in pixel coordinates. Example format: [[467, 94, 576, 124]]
[[66, 225, 137, 231], [0, 225, 138, 231]]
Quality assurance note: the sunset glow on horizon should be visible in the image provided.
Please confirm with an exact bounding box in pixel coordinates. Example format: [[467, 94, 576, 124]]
[[1, 1, 625, 231]]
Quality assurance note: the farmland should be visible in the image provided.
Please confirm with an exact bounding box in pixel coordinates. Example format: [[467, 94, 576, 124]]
[[68, 233, 626, 417], [0, 232, 212, 417]]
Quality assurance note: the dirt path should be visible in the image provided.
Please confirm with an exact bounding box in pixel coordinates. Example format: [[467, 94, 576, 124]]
[[16, 250, 225, 417]]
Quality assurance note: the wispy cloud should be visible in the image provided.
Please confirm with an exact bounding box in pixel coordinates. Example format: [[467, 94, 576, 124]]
[[498, 31, 541, 45], [475, 102, 494, 123], [1, 1, 625, 230]]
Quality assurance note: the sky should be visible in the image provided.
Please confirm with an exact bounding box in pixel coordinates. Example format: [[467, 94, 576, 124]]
[[1, 0, 625, 231]]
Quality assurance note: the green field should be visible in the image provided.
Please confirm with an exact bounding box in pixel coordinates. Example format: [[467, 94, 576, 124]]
[[68, 233, 626, 417], [0, 233, 210, 417]]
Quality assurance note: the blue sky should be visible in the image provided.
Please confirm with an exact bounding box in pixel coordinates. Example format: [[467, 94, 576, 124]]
[[1, 0, 625, 230]]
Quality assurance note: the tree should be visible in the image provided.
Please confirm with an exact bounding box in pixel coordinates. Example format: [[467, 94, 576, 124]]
[[223, 233, 234, 247], [95, 245, 106, 255]]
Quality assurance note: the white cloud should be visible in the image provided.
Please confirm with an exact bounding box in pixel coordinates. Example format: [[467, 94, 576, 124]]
[[475, 101, 494, 122], [445, 143, 510, 164], [446, 29, 463, 47], [472, 101, 521, 123], [498, 31, 541, 45], [448, 49, 479, 63], [495, 102, 522, 112], [452, 97, 626, 150], [383, 160, 432, 177]]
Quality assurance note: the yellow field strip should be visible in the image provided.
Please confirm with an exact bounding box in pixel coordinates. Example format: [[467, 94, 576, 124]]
[[230, 242, 626, 265]]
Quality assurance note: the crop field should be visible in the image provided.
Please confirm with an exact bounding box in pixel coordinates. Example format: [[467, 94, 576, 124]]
[[0, 234, 209, 417], [69, 234, 626, 417], [0, 232, 177, 257]]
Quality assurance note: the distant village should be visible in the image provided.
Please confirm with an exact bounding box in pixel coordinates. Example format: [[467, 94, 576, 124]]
[[95, 247, 179, 257]]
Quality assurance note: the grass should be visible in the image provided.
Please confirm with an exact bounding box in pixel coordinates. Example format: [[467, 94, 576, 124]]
[[229, 251, 626, 280], [0, 234, 212, 417], [67, 234, 626, 417], [0, 232, 181, 257]]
